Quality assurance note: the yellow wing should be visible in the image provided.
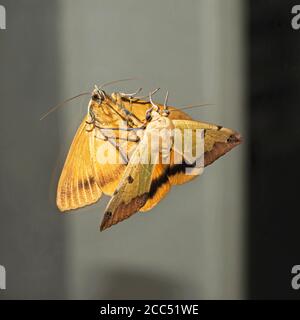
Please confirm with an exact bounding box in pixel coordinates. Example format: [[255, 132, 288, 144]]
[[56, 116, 102, 211], [141, 119, 242, 211], [100, 132, 156, 231], [57, 97, 148, 212], [91, 127, 137, 196], [167, 119, 242, 185], [172, 119, 242, 164]]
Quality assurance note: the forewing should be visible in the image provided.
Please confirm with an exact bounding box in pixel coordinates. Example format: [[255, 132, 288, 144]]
[[139, 163, 171, 212], [91, 129, 131, 196], [100, 134, 155, 231], [57, 116, 102, 211], [168, 119, 242, 185]]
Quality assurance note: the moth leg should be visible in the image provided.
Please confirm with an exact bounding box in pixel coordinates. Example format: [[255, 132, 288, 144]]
[[115, 93, 145, 127], [93, 124, 143, 145], [149, 90, 160, 112], [131, 88, 160, 101], [161, 91, 170, 117], [94, 123, 146, 131], [107, 138, 129, 164], [94, 126, 143, 144], [95, 129, 142, 162], [85, 120, 95, 132], [85, 107, 97, 131], [94, 129, 129, 164], [119, 87, 142, 98], [116, 136, 140, 142], [119, 87, 142, 113], [128, 99, 133, 112]]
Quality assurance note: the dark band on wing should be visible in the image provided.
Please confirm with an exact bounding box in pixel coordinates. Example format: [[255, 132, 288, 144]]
[[148, 172, 169, 199], [148, 162, 195, 200], [148, 133, 242, 200], [78, 176, 96, 190]]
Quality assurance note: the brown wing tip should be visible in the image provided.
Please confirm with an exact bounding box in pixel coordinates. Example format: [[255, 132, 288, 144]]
[[100, 193, 149, 231], [204, 131, 243, 167], [228, 132, 243, 145], [100, 211, 112, 231]]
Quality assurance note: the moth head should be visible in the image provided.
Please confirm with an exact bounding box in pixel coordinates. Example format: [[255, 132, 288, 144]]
[[145, 108, 152, 122], [86, 87, 108, 122], [91, 86, 106, 104], [160, 108, 170, 117]]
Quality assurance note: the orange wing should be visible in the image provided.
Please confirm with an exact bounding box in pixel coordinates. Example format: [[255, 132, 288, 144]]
[[57, 116, 102, 211]]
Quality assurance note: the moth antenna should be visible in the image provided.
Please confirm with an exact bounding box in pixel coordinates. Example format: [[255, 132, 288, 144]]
[[120, 87, 142, 98], [144, 90, 161, 121], [175, 103, 215, 111], [151, 88, 160, 95], [99, 78, 139, 89], [163, 91, 169, 109], [132, 88, 160, 100], [40, 92, 90, 121], [93, 84, 107, 100], [161, 91, 170, 117], [149, 90, 159, 111]]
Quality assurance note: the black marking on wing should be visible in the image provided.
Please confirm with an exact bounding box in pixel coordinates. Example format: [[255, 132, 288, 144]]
[[148, 161, 196, 199]]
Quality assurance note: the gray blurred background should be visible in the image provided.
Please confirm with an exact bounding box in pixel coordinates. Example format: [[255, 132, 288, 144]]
[[0, 0, 246, 299]]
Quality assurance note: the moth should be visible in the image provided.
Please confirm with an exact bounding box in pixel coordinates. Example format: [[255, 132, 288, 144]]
[[55, 85, 242, 231]]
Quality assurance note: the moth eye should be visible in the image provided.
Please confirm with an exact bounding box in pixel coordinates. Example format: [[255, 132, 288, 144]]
[[92, 93, 100, 101], [146, 113, 152, 121]]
